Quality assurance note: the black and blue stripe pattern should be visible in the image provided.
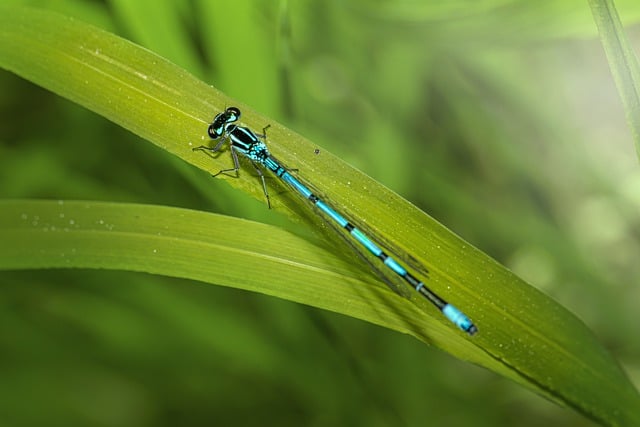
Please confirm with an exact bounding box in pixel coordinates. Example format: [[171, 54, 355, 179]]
[[194, 107, 477, 335]]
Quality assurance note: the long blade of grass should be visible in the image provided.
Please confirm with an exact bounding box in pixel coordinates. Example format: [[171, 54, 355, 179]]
[[589, 0, 640, 162], [0, 6, 639, 425]]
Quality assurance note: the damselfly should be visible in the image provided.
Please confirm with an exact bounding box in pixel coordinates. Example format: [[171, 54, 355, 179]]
[[193, 107, 477, 335]]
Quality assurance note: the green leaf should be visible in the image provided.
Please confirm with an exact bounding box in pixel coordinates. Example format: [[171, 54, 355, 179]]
[[589, 0, 640, 162], [0, 5, 638, 426]]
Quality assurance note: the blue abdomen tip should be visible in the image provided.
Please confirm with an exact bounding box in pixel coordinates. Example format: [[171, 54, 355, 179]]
[[442, 304, 477, 335]]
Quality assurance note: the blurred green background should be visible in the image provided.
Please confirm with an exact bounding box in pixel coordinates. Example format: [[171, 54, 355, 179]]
[[1, 0, 639, 426]]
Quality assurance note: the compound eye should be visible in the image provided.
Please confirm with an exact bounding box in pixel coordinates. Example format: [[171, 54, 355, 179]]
[[208, 124, 224, 139], [226, 107, 241, 122]]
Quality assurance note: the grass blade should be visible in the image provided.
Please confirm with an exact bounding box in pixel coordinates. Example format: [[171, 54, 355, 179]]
[[589, 0, 640, 162], [0, 6, 638, 425]]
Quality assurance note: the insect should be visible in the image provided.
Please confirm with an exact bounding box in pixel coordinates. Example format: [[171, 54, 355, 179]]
[[193, 107, 477, 335]]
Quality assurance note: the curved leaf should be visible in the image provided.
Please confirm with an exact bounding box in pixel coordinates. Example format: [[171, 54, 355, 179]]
[[0, 6, 638, 426], [589, 0, 640, 162]]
